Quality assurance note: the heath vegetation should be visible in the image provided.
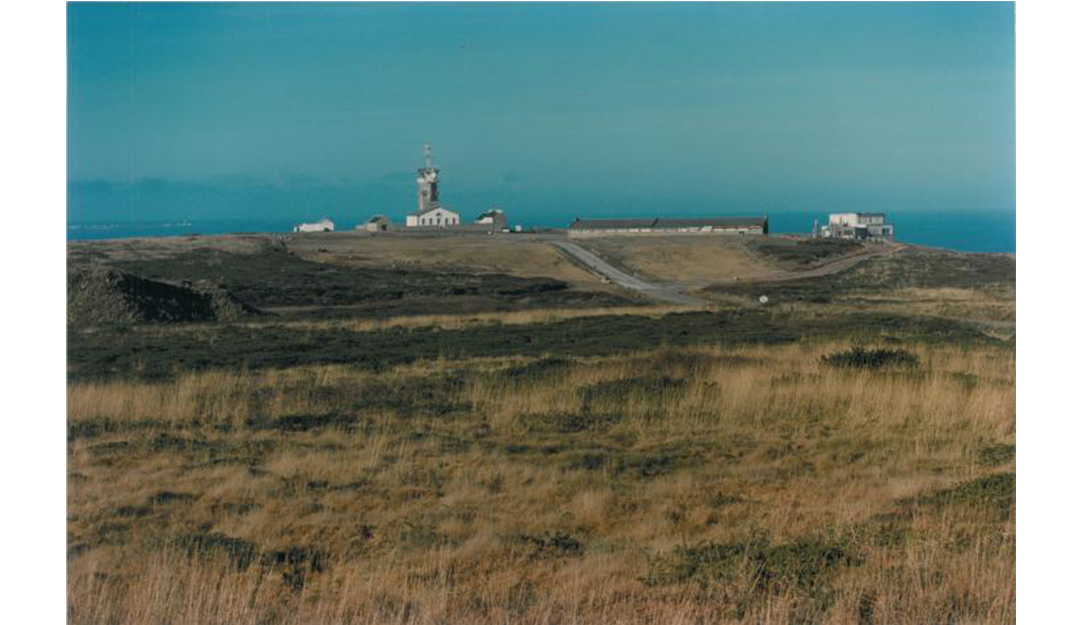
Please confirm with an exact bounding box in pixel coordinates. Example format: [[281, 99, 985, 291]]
[[68, 340, 1014, 624], [67, 235, 1015, 623]]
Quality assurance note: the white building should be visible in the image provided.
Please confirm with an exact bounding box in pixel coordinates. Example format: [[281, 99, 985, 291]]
[[475, 208, 508, 231], [407, 205, 460, 227], [293, 218, 335, 233], [820, 213, 894, 240]]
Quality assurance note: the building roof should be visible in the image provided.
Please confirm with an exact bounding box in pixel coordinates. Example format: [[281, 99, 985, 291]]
[[368, 215, 390, 223], [654, 217, 768, 229], [569, 218, 659, 230], [409, 204, 458, 217], [569, 216, 767, 230]]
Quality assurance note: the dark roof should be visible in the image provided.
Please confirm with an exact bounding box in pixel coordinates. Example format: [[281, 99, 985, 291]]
[[368, 215, 390, 223], [569, 216, 767, 230], [654, 217, 767, 229], [409, 204, 455, 216], [569, 218, 659, 230]]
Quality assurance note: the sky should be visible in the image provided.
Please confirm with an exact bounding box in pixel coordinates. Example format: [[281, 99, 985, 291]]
[[67, 2, 1016, 226]]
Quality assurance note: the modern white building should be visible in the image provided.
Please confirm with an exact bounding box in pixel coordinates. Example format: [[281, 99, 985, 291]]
[[820, 213, 894, 240], [293, 218, 335, 233]]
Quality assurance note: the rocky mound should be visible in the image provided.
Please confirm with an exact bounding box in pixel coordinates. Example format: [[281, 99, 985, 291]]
[[68, 265, 259, 327]]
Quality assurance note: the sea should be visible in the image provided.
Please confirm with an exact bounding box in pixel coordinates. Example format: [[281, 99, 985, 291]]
[[67, 209, 1015, 254]]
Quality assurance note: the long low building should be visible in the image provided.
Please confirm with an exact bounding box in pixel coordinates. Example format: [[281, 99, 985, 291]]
[[568, 216, 768, 237]]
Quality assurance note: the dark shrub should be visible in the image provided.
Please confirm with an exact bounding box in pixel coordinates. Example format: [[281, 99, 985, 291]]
[[644, 534, 860, 593], [821, 346, 919, 370], [247, 413, 358, 432], [528, 411, 621, 433], [977, 443, 1015, 467], [501, 357, 574, 380], [578, 376, 686, 407], [914, 472, 1015, 520], [517, 531, 583, 558], [176, 532, 258, 570]]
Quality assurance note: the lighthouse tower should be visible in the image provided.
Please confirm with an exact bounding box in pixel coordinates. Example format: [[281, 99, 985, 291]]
[[406, 144, 460, 227], [417, 143, 440, 213]]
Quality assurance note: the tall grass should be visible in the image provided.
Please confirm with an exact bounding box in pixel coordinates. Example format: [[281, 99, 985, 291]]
[[237, 304, 709, 333], [68, 341, 1015, 623]]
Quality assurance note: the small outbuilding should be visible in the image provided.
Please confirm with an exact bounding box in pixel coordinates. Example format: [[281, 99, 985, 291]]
[[363, 215, 392, 232], [475, 208, 508, 231]]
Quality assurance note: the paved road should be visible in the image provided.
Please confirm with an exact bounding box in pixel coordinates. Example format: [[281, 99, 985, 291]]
[[551, 241, 707, 306]]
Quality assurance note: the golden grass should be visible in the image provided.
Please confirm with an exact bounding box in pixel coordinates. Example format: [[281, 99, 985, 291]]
[[289, 235, 612, 289], [573, 235, 779, 288], [840, 287, 1016, 327], [240, 304, 710, 333], [68, 341, 1015, 624]]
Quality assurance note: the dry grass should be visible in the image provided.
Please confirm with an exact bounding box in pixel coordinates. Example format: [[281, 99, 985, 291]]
[[573, 236, 780, 288], [68, 341, 1014, 624], [229, 304, 708, 334], [288, 234, 612, 290], [841, 287, 1016, 328]]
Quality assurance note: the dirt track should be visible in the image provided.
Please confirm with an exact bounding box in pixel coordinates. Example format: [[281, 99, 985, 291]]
[[748, 241, 904, 282]]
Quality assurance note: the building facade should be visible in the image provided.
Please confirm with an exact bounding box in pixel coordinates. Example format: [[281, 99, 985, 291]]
[[362, 215, 391, 232], [568, 216, 768, 238], [407, 206, 460, 227], [820, 213, 894, 240], [475, 209, 508, 231]]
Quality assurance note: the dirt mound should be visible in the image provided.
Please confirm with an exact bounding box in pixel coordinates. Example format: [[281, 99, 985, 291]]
[[68, 265, 258, 326]]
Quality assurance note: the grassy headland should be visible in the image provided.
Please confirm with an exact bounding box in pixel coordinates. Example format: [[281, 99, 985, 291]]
[[67, 233, 1015, 623]]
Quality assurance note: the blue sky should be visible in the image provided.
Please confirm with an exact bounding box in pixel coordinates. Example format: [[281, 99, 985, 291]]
[[68, 2, 1015, 224]]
